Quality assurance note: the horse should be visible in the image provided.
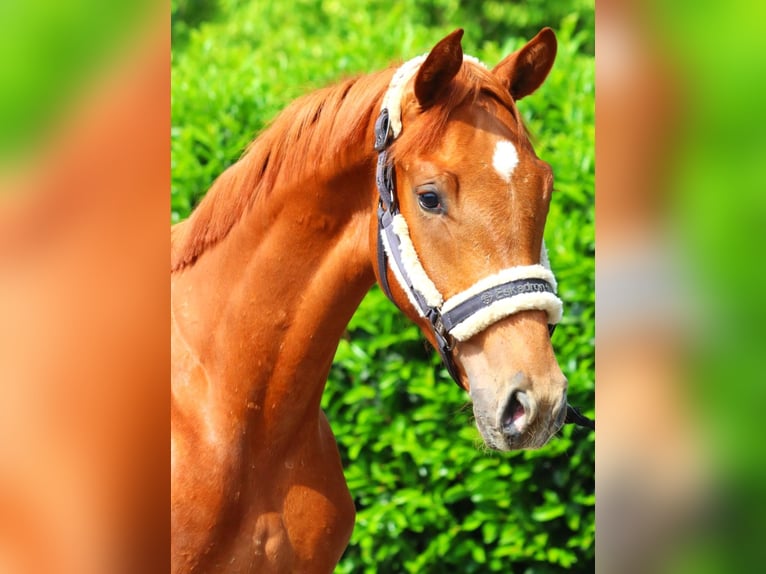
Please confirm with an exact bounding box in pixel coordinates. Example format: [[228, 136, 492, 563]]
[[171, 27, 585, 573]]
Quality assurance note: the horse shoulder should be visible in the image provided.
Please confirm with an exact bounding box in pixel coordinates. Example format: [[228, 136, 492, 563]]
[[238, 411, 355, 572]]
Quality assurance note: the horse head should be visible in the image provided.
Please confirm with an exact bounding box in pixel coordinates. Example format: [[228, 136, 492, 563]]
[[371, 28, 567, 451]]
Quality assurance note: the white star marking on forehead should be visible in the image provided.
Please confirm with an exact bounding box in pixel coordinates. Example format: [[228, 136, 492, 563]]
[[492, 139, 519, 183]]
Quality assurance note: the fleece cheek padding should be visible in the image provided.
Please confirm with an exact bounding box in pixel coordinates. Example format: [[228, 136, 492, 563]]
[[389, 214, 443, 308]]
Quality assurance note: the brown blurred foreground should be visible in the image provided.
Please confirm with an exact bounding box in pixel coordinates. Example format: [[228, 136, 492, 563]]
[[597, 0, 766, 572], [0, 4, 169, 573]]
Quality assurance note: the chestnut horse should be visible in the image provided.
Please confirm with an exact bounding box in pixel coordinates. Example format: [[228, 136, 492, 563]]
[[172, 28, 575, 573]]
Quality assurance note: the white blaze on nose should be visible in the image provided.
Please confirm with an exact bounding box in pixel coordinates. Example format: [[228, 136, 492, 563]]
[[492, 139, 519, 183]]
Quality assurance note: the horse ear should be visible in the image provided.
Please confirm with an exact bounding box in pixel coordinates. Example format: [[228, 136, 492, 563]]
[[414, 29, 464, 108], [492, 27, 557, 101]]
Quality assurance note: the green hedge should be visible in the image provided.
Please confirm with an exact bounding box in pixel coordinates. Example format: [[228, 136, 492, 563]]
[[172, 1, 594, 571]]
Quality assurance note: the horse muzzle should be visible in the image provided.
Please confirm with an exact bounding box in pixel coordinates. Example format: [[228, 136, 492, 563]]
[[471, 377, 568, 451]]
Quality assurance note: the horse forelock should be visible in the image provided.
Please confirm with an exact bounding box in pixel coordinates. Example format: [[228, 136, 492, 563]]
[[388, 61, 522, 165], [170, 57, 520, 273]]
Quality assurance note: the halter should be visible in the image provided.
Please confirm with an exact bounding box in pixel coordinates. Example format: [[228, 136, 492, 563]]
[[373, 57, 594, 431]]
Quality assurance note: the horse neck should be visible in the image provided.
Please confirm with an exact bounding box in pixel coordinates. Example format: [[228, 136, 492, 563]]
[[172, 156, 377, 440]]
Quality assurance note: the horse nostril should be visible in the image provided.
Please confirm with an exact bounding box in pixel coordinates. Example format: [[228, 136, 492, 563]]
[[501, 391, 529, 432]]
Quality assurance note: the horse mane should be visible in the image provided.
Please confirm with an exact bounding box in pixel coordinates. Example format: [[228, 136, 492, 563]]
[[171, 60, 518, 273]]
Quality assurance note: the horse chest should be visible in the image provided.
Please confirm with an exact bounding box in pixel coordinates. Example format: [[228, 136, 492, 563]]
[[172, 405, 354, 573]]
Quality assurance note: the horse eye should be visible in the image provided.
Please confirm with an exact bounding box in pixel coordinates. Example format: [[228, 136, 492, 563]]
[[417, 191, 442, 212]]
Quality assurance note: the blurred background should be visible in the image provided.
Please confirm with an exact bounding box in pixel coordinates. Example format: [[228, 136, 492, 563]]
[[0, 0, 764, 572]]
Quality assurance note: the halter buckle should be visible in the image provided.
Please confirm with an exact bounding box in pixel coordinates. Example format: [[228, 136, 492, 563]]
[[426, 310, 453, 351]]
